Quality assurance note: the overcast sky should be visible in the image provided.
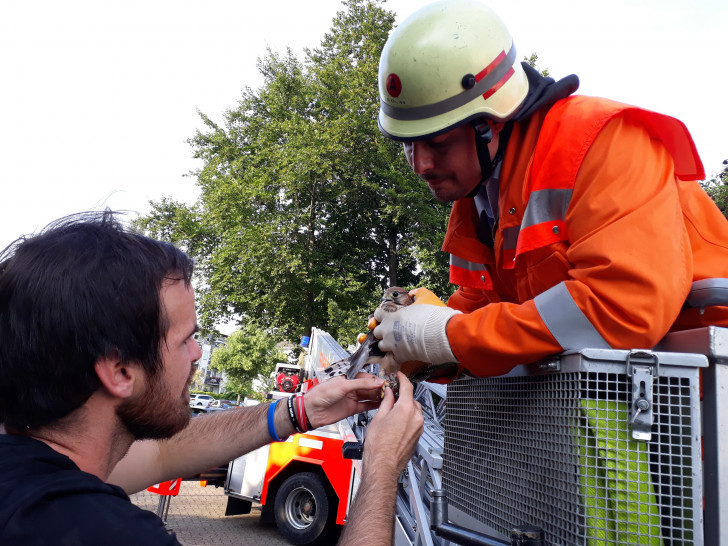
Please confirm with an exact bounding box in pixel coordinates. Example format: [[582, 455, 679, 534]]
[[1, 0, 726, 249]]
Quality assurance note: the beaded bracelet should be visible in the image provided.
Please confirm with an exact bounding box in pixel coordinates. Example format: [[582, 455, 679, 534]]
[[267, 399, 284, 442]]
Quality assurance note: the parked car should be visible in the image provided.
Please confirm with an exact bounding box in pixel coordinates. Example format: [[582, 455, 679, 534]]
[[189, 394, 214, 408], [207, 399, 236, 411]]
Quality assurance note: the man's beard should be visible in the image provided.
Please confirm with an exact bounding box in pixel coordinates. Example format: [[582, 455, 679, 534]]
[[116, 366, 193, 441]]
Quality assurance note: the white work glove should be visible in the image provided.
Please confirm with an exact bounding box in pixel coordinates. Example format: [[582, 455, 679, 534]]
[[372, 301, 461, 365]]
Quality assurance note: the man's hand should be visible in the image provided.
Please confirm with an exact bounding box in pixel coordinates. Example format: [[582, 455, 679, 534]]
[[364, 287, 445, 332], [304, 375, 386, 429], [372, 288, 461, 365], [363, 372, 424, 475], [338, 372, 423, 546]]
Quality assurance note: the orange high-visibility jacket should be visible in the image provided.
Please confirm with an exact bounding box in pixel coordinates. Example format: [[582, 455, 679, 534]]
[[444, 95, 728, 377]]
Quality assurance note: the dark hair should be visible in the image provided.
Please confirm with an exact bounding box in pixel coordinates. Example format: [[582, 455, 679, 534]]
[[0, 211, 194, 430]]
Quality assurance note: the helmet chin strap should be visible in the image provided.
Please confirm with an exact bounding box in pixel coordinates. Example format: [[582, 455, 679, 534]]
[[466, 119, 513, 198]]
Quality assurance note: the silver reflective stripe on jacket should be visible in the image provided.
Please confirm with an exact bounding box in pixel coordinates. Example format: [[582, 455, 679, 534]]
[[522, 188, 573, 228], [450, 254, 486, 271], [534, 282, 611, 350]]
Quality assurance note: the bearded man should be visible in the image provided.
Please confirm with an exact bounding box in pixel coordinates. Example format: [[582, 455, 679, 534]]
[[0, 211, 423, 545]]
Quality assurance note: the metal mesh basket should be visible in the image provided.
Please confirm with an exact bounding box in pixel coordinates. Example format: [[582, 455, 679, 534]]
[[442, 348, 707, 546]]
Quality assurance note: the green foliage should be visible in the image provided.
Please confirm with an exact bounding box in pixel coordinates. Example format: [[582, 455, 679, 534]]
[[701, 160, 728, 218], [210, 322, 286, 395], [137, 0, 453, 341], [523, 53, 550, 78]]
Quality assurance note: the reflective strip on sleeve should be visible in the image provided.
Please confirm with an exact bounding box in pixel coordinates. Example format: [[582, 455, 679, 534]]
[[534, 282, 611, 350], [449, 254, 493, 289], [450, 254, 486, 272], [515, 220, 568, 256], [522, 188, 572, 228], [514, 188, 572, 257]]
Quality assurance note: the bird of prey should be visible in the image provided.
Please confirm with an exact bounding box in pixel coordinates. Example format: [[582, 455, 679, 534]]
[[318, 287, 413, 392]]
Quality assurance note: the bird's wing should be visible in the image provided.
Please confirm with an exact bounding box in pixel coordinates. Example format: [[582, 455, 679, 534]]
[[345, 332, 384, 380]]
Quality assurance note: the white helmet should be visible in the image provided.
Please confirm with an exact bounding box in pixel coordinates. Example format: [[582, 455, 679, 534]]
[[378, 0, 529, 141]]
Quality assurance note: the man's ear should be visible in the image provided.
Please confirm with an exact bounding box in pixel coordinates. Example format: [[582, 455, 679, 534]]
[[94, 356, 141, 400]]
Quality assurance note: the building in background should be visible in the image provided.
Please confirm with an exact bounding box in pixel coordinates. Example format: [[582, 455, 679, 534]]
[[192, 334, 227, 394]]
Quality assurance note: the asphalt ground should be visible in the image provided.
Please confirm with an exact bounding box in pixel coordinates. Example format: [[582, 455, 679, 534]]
[[130, 481, 291, 546]]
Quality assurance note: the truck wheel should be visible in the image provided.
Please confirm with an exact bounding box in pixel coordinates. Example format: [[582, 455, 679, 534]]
[[274, 472, 336, 545]]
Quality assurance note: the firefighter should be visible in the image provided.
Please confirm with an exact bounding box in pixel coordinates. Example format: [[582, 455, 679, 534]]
[[372, 0, 728, 379]]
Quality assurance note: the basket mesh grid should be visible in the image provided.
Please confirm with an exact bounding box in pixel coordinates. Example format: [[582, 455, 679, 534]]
[[443, 369, 699, 545]]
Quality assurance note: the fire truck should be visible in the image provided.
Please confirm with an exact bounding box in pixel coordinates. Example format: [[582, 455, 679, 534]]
[[211, 337, 364, 545]]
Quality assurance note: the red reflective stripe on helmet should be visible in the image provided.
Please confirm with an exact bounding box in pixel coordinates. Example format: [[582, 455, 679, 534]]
[[475, 50, 506, 83], [515, 220, 568, 256], [483, 67, 515, 100], [450, 264, 494, 289]]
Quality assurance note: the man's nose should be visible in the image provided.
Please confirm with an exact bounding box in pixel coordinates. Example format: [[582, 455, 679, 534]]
[[192, 340, 203, 363], [407, 141, 435, 174]]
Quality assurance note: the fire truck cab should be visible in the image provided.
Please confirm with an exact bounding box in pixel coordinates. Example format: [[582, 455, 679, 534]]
[[220, 338, 362, 545]]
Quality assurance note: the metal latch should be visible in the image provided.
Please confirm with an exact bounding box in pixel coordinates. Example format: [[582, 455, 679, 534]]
[[538, 357, 561, 373], [626, 350, 659, 441]]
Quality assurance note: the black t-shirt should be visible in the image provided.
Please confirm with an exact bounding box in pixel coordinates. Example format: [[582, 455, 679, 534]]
[[0, 434, 180, 545]]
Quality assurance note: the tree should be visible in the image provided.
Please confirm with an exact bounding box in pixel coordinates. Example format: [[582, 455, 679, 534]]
[[136, 0, 453, 346], [210, 322, 286, 398], [701, 160, 728, 218], [524, 53, 549, 77]]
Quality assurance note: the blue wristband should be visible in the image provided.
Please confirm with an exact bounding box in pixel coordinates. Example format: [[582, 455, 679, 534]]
[[268, 400, 284, 442]]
